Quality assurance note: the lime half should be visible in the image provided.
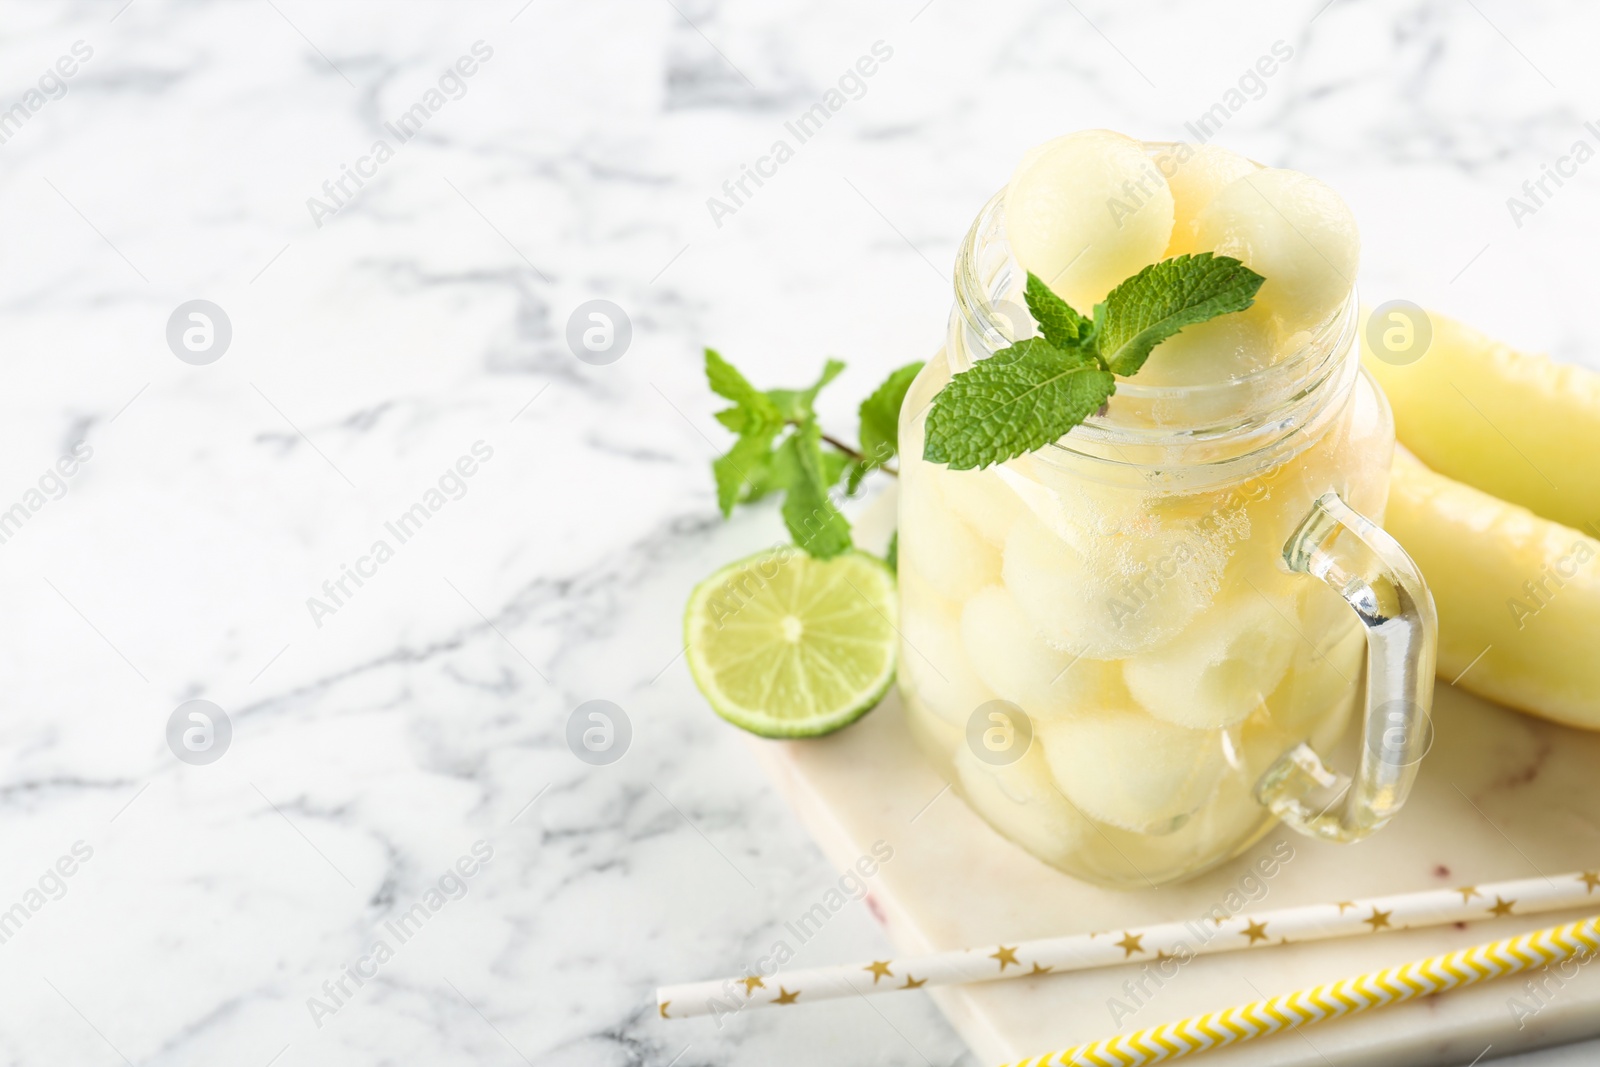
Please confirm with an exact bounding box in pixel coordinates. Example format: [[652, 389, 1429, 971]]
[[685, 548, 898, 738]]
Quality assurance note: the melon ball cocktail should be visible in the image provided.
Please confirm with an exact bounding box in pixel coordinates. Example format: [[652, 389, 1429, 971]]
[[897, 131, 1437, 887]]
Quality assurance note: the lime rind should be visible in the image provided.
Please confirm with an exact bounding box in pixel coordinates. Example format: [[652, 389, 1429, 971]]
[[685, 549, 898, 738]]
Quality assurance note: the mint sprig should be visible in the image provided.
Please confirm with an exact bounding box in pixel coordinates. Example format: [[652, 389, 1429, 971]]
[[925, 253, 1264, 470], [705, 350, 924, 559]]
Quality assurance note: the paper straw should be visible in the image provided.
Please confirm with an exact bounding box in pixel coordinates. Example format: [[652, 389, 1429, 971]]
[[1007, 913, 1600, 1067], [656, 868, 1600, 1019]]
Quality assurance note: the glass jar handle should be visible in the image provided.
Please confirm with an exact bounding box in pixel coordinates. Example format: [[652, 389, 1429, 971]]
[[1256, 491, 1438, 843]]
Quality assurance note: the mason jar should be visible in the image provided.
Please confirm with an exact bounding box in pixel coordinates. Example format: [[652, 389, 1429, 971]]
[[896, 163, 1437, 888]]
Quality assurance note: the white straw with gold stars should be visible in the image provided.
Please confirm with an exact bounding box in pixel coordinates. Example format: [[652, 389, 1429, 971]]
[[656, 869, 1600, 1019], [1004, 913, 1600, 1067]]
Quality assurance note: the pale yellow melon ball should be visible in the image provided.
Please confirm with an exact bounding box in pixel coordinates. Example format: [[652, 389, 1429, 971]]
[[959, 584, 1125, 722], [1192, 168, 1359, 336], [1001, 454, 1148, 557], [954, 741, 1092, 864], [1162, 143, 1258, 257], [1002, 509, 1223, 659], [1005, 129, 1175, 313], [900, 471, 1000, 603], [1038, 706, 1226, 833], [1264, 624, 1364, 745], [1133, 312, 1280, 386], [1124, 594, 1299, 729], [898, 563, 994, 727], [933, 464, 1024, 549]]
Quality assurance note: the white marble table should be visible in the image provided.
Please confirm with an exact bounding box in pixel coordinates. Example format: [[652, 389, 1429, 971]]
[[2, 1, 1597, 1064]]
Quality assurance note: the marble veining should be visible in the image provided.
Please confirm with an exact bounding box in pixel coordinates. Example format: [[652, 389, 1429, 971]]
[[1, 0, 1598, 1064]]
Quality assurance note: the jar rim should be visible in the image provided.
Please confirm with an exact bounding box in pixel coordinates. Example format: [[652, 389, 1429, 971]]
[[951, 179, 1358, 461]]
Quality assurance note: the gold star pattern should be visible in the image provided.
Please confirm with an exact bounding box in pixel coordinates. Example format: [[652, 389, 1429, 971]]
[[1457, 886, 1481, 903], [772, 987, 800, 1005], [1240, 919, 1271, 945], [1581, 872, 1600, 895], [1027, 962, 1054, 976], [741, 975, 765, 995], [1365, 907, 1392, 932], [659, 1001, 671, 1018], [1488, 896, 1517, 918], [1154, 950, 1175, 964], [863, 961, 893, 984], [990, 945, 1021, 971], [1115, 932, 1146, 957], [901, 974, 927, 989]]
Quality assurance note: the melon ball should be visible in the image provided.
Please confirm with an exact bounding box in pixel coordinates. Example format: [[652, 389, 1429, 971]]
[[954, 741, 1092, 865], [1001, 453, 1151, 557], [1133, 312, 1280, 386], [1159, 771, 1273, 870], [1002, 509, 1223, 659], [959, 584, 1125, 722], [1267, 624, 1364, 745], [934, 465, 1024, 549], [1005, 130, 1175, 313], [898, 565, 993, 727], [1230, 621, 1362, 802], [1038, 706, 1226, 833], [896, 353, 952, 465], [900, 472, 999, 603], [1145, 482, 1252, 540], [1034, 757, 1271, 884], [1162, 143, 1258, 257], [1192, 168, 1359, 336], [1125, 594, 1299, 729], [1213, 470, 1334, 606], [902, 692, 965, 782]]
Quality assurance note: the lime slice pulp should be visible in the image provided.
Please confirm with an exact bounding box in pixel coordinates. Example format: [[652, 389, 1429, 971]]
[[684, 548, 898, 738]]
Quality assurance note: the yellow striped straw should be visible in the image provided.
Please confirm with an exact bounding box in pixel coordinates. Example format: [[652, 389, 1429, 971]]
[[1004, 914, 1600, 1067]]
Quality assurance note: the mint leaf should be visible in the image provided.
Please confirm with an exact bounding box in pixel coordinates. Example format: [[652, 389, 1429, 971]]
[[767, 358, 845, 421], [923, 338, 1115, 470], [713, 407, 748, 433], [842, 460, 868, 496], [820, 446, 850, 488], [707, 348, 789, 514], [706, 348, 779, 420], [1024, 273, 1091, 351], [736, 445, 783, 504], [1095, 253, 1264, 377], [712, 426, 779, 515], [775, 419, 852, 558], [885, 529, 898, 573], [741, 446, 784, 503], [858, 361, 923, 473]]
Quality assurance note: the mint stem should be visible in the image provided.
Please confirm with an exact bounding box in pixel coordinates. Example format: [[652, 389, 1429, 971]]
[[814, 426, 898, 478]]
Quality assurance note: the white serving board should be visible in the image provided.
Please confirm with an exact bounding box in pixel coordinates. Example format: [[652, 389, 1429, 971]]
[[747, 492, 1600, 1066]]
